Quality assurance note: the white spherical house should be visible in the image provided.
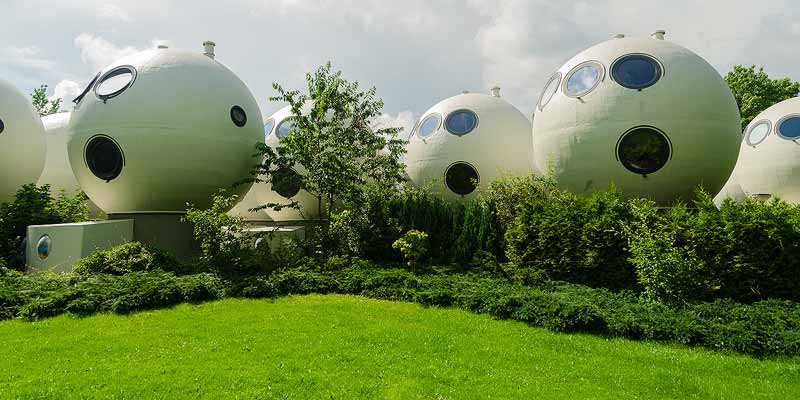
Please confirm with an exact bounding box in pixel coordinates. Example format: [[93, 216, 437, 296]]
[[731, 97, 800, 202], [405, 89, 535, 199], [67, 45, 263, 214], [0, 78, 46, 203], [255, 105, 320, 221], [532, 31, 741, 205], [37, 112, 80, 195]]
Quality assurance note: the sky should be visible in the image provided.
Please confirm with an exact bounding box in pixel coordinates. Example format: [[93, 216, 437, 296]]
[[2, 0, 799, 137]]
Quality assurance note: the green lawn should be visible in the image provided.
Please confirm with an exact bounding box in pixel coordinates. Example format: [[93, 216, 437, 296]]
[[0, 295, 797, 399]]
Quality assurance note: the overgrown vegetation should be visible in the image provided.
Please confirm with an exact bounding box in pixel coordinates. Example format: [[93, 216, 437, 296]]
[[725, 65, 800, 129]]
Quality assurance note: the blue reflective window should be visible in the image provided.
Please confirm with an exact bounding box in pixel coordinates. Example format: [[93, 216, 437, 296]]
[[416, 114, 441, 138], [565, 62, 602, 97], [37, 235, 51, 260], [612, 54, 662, 89], [778, 116, 800, 139], [538, 72, 561, 110], [747, 121, 770, 145], [264, 119, 275, 139], [445, 110, 478, 136], [276, 118, 295, 139]]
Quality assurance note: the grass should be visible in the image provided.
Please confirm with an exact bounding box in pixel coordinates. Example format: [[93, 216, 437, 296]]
[[0, 295, 797, 399]]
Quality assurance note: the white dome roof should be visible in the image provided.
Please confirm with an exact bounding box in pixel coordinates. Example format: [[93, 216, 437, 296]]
[[0, 78, 46, 203], [405, 92, 534, 199], [532, 34, 740, 205], [733, 97, 800, 202], [67, 47, 263, 213]]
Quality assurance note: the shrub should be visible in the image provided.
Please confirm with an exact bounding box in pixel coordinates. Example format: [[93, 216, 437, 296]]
[[73, 242, 181, 275], [392, 230, 428, 270]]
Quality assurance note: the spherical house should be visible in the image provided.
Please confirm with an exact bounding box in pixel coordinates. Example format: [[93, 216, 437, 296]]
[[405, 89, 535, 199], [38, 112, 79, 195], [532, 31, 741, 205], [228, 184, 273, 222], [255, 105, 320, 221], [67, 45, 263, 214], [731, 97, 800, 203], [0, 78, 47, 203]]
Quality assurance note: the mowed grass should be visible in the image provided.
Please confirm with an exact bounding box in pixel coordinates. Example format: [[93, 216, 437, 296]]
[[0, 295, 797, 399]]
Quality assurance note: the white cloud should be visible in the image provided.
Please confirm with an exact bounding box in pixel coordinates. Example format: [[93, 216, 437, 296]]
[[49, 79, 82, 105], [1, 46, 58, 73], [74, 33, 140, 71], [97, 4, 132, 23], [371, 110, 417, 139]]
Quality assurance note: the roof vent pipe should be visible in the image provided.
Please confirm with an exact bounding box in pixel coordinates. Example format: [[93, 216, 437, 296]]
[[490, 86, 501, 97], [613, 33, 625, 39], [651, 30, 666, 40], [462, 90, 470, 94], [157, 44, 169, 49], [203, 41, 216, 59]]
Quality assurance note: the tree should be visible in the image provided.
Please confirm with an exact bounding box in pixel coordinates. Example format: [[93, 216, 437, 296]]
[[31, 84, 62, 116], [725, 65, 800, 129], [257, 62, 407, 250]]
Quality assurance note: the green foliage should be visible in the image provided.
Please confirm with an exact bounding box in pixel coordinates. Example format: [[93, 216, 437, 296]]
[[0, 184, 89, 270], [30, 84, 62, 116], [73, 242, 180, 276], [725, 65, 800, 129], [392, 230, 428, 270]]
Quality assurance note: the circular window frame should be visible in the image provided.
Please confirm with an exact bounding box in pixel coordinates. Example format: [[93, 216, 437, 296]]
[[610, 53, 664, 90], [272, 167, 302, 199], [444, 109, 479, 137], [37, 234, 51, 260], [0, 118, 4, 135], [776, 114, 800, 141], [444, 161, 480, 196], [276, 117, 296, 139], [614, 125, 672, 176], [83, 134, 125, 182], [414, 113, 442, 139], [230, 105, 247, 128], [94, 65, 137, 101], [263, 118, 276, 139], [746, 119, 772, 146], [538, 72, 562, 111], [563, 60, 605, 98]]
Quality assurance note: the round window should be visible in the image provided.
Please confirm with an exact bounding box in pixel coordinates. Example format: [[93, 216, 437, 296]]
[[231, 106, 247, 127], [777, 116, 800, 140], [37, 235, 51, 260], [0, 118, 4, 135], [617, 127, 671, 175], [746, 120, 771, 146], [73, 72, 100, 104], [445, 110, 478, 136], [565, 62, 604, 97], [611, 54, 662, 90], [538, 72, 562, 110], [263, 119, 276, 139], [85, 135, 124, 182], [95, 66, 136, 99], [445, 162, 480, 196], [276, 118, 296, 139], [416, 114, 441, 138], [273, 168, 302, 198]]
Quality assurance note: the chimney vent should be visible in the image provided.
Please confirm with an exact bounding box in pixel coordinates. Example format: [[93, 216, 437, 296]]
[[651, 30, 666, 40], [613, 33, 625, 39], [490, 86, 501, 97], [203, 41, 216, 59], [461, 90, 470, 94], [157, 44, 169, 49]]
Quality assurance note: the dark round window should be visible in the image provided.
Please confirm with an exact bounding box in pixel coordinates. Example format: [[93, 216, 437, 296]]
[[617, 127, 671, 175], [264, 119, 275, 139], [276, 118, 295, 139], [538, 72, 562, 110], [0, 118, 4, 135], [37, 235, 51, 260], [746, 120, 771, 146], [612, 54, 662, 90], [273, 168, 302, 198], [777, 116, 800, 140], [445, 110, 478, 136], [231, 106, 247, 127], [416, 114, 441, 138], [85, 135, 124, 182], [445, 162, 479, 196], [95, 66, 136, 100]]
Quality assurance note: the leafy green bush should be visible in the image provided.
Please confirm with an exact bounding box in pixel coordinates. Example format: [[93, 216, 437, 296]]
[[73, 242, 181, 275], [392, 230, 428, 270]]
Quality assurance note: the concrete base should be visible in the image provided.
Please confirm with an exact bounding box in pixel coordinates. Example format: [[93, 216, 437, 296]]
[[26, 219, 134, 273], [243, 225, 306, 252], [108, 213, 200, 260]]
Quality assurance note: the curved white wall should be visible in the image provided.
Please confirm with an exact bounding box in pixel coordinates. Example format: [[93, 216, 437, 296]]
[[0, 78, 46, 203]]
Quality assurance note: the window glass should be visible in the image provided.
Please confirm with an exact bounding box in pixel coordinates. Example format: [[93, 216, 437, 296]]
[[264, 119, 276, 139], [445, 110, 478, 136], [37, 235, 51, 260], [416, 114, 441, 138], [778, 116, 800, 139], [273, 168, 302, 198], [445, 162, 479, 196], [0, 118, 4, 135], [747, 121, 771, 145], [538, 73, 561, 110], [617, 127, 670, 175], [612, 55, 662, 89], [276, 118, 296, 139], [230, 106, 247, 127], [95, 67, 136, 99], [565, 63, 602, 97], [85, 136, 124, 182]]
